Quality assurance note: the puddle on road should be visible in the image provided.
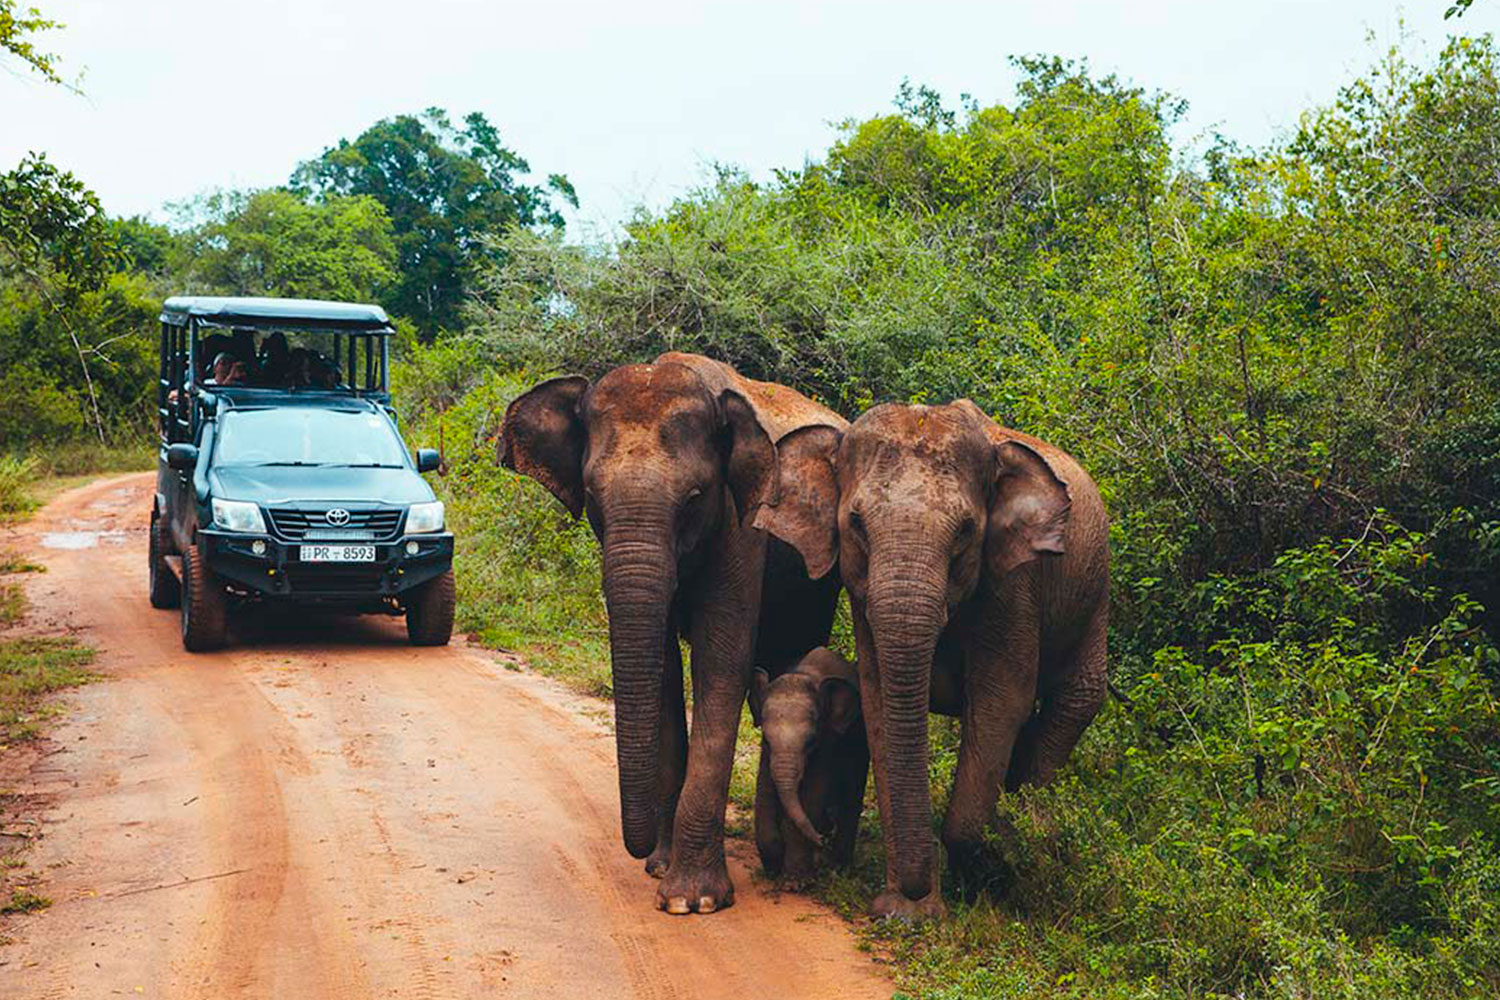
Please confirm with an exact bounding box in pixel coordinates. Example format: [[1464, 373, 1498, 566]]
[[41, 530, 127, 550]]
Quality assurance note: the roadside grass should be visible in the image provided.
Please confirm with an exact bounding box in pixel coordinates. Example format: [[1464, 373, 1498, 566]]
[[0, 638, 97, 743], [0, 552, 43, 574], [1, 890, 51, 915], [0, 584, 24, 627], [0, 456, 38, 515], [0, 441, 153, 520]]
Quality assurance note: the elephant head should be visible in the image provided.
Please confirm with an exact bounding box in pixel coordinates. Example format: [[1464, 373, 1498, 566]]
[[499, 361, 778, 859], [755, 400, 1070, 901], [749, 648, 861, 844]]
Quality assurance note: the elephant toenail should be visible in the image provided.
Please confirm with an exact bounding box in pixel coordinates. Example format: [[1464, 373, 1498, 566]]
[[666, 896, 690, 915], [697, 895, 717, 913]]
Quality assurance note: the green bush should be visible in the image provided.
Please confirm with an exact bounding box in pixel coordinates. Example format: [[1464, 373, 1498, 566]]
[[0, 455, 38, 513]]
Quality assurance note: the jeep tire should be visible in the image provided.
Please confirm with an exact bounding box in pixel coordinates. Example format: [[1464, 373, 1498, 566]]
[[406, 568, 455, 647], [149, 511, 181, 609], [181, 546, 229, 652]]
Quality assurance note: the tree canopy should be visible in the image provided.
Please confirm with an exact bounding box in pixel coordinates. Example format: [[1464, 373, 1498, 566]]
[[172, 188, 397, 303], [293, 108, 576, 336]]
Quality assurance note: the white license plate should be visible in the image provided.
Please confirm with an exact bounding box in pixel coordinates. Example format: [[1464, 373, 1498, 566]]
[[299, 544, 376, 563]]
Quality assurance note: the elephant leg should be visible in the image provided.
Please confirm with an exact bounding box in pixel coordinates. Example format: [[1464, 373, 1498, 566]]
[[647, 633, 688, 878], [656, 529, 765, 915], [754, 737, 786, 875], [942, 594, 1040, 898], [830, 739, 869, 869], [1006, 607, 1107, 791]]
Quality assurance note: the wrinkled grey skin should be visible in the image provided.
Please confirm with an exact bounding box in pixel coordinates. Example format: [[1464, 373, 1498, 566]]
[[500, 352, 846, 915], [755, 400, 1110, 920], [750, 647, 868, 881]]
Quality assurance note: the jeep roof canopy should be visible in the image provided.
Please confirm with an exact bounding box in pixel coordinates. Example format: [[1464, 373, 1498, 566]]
[[160, 296, 395, 333]]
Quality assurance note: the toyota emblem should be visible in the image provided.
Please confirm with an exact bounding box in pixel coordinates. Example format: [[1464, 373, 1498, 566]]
[[325, 508, 352, 526]]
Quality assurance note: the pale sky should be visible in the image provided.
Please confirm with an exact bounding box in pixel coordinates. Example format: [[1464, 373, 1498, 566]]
[[4, 1, 1496, 242]]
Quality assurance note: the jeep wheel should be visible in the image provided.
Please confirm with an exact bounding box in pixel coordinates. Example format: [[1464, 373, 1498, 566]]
[[181, 546, 229, 652], [148, 512, 180, 609], [406, 568, 455, 646]]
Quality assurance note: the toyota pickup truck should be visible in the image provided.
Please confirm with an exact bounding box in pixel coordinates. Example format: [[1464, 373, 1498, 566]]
[[149, 296, 455, 651]]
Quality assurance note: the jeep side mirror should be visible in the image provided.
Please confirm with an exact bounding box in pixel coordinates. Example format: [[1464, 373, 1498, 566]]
[[167, 443, 199, 471], [416, 448, 441, 473]]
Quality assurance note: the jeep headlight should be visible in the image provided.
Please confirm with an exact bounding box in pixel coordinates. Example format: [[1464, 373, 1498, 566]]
[[211, 498, 266, 534], [406, 501, 444, 534]]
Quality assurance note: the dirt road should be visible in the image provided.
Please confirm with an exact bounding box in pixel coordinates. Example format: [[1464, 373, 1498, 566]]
[[1, 474, 893, 999]]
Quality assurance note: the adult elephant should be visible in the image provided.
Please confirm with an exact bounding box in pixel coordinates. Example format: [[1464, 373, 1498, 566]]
[[500, 353, 847, 914], [755, 400, 1109, 920]]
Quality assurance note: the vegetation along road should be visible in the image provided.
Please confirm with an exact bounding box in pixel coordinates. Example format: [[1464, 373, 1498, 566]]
[[1, 474, 891, 998]]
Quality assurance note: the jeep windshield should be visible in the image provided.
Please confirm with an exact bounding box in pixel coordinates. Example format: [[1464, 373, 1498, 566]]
[[214, 408, 409, 468]]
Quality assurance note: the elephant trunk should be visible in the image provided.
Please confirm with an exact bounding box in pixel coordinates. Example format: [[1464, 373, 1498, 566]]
[[601, 511, 677, 860], [865, 546, 948, 901], [770, 744, 823, 845]]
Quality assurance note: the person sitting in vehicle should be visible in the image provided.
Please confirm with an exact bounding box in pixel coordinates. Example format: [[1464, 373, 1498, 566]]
[[196, 333, 235, 379], [206, 351, 249, 387], [309, 356, 343, 389], [258, 332, 292, 386]]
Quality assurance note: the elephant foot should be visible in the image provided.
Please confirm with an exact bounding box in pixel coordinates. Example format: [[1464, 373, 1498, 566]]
[[644, 843, 672, 879], [656, 860, 735, 915], [871, 888, 946, 923]]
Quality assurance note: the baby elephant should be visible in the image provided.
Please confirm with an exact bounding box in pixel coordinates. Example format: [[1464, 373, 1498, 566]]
[[751, 648, 869, 880]]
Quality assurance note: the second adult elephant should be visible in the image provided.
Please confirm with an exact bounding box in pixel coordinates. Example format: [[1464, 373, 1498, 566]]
[[756, 400, 1109, 919], [500, 352, 846, 914]]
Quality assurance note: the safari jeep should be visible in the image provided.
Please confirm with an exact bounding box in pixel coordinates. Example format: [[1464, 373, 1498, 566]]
[[148, 296, 455, 651]]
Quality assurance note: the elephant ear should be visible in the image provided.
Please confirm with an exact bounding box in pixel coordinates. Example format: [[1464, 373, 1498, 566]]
[[819, 676, 861, 737], [499, 375, 591, 518], [799, 648, 861, 736], [751, 424, 843, 580], [985, 439, 1071, 578], [719, 389, 779, 528]]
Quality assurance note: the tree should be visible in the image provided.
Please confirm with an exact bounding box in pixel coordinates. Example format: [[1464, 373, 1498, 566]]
[[173, 188, 397, 302], [0, 154, 121, 440], [0, 0, 69, 86], [293, 108, 576, 336]]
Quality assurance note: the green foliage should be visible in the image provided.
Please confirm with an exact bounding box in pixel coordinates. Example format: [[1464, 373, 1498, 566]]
[[0, 582, 23, 625], [0, 551, 42, 574], [0, 271, 160, 447], [0, 455, 37, 513], [295, 108, 576, 336], [0, 0, 66, 86], [172, 188, 397, 302], [1, 889, 50, 914], [0, 637, 94, 742], [0, 153, 119, 294]]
